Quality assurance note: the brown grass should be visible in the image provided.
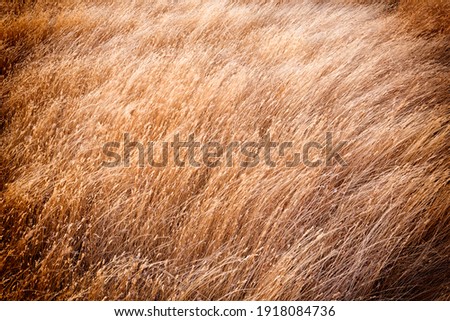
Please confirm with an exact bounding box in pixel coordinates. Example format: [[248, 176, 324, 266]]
[[1, 0, 449, 300]]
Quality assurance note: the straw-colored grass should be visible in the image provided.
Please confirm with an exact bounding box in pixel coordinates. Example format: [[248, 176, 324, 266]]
[[1, 0, 449, 300]]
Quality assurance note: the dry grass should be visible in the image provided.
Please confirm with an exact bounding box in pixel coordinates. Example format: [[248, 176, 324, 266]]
[[1, 0, 449, 300]]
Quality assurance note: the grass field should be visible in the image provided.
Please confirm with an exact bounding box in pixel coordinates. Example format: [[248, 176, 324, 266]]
[[1, 0, 449, 300]]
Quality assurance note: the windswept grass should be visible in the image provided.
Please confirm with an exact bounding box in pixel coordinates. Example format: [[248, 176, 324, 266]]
[[1, 0, 449, 300]]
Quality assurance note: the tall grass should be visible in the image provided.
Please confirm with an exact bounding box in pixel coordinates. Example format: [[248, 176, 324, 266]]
[[1, 0, 449, 300]]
